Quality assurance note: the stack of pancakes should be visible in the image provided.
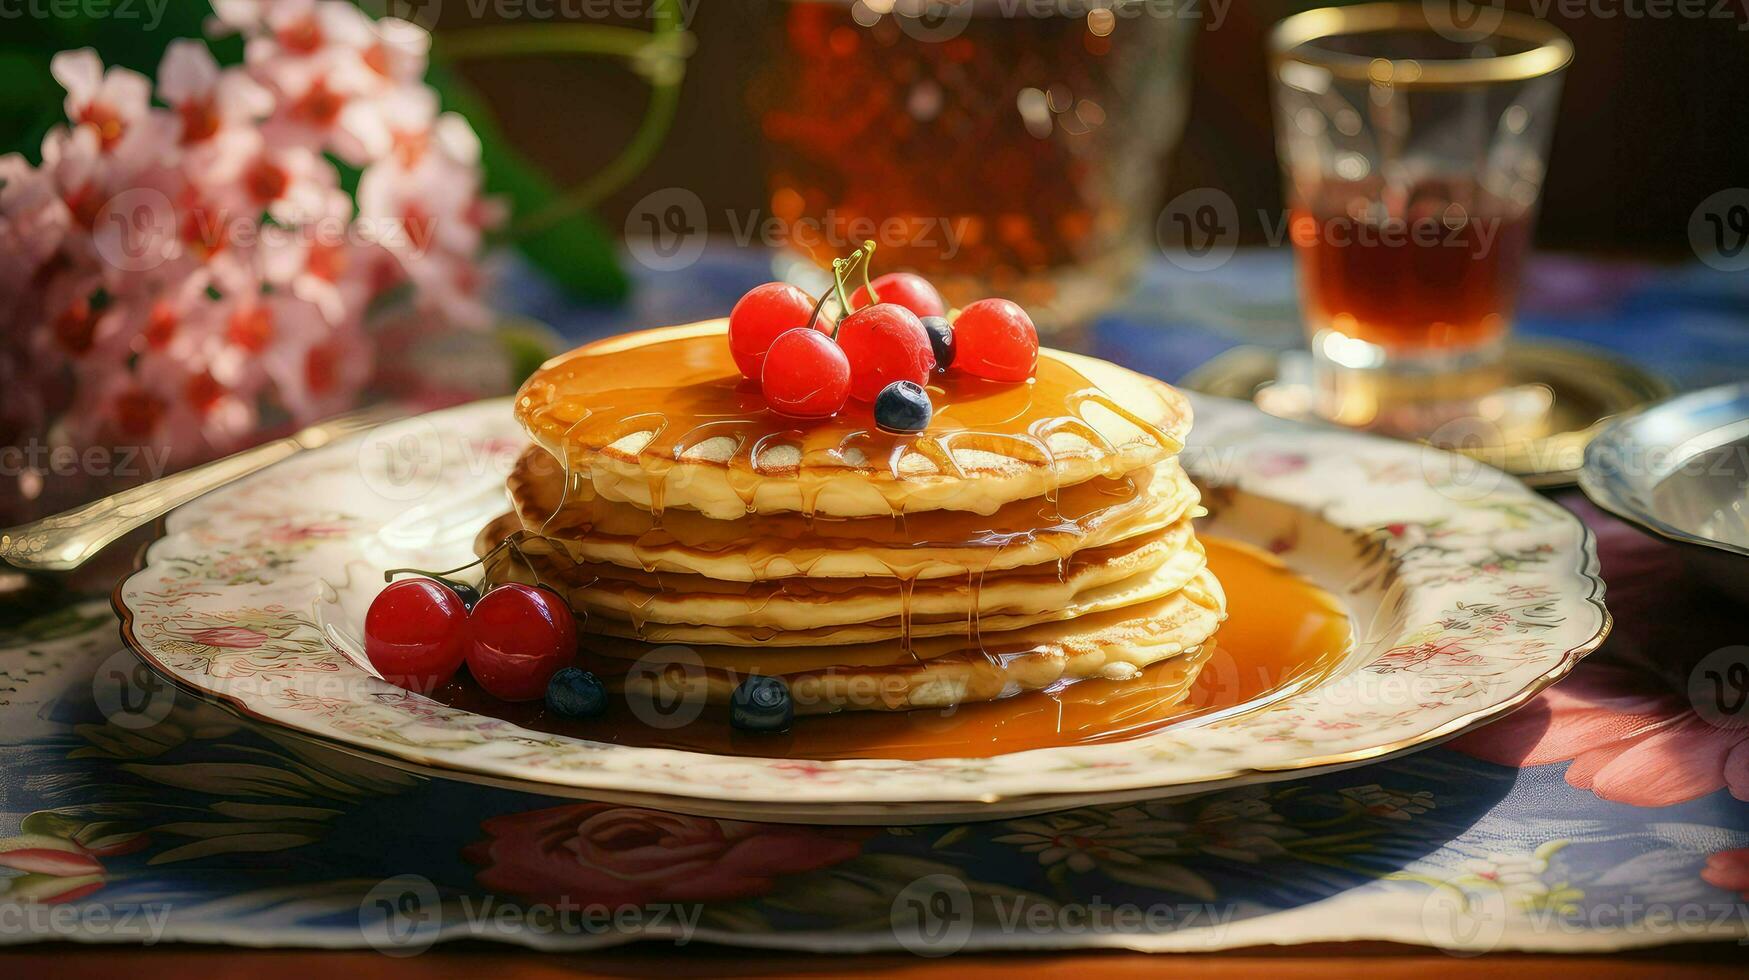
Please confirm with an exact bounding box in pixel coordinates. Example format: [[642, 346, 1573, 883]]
[[477, 322, 1225, 717]]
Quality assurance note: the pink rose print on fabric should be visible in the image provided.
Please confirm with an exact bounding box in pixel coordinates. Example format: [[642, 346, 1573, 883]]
[[1450, 496, 1749, 807], [1449, 662, 1748, 806], [464, 803, 869, 908], [1701, 848, 1749, 901]]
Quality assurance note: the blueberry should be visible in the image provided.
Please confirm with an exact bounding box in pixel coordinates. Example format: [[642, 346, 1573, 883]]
[[444, 580, 482, 610], [545, 666, 606, 719], [874, 380, 932, 434], [920, 316, 954, 370], [731, 674, 793, 733]]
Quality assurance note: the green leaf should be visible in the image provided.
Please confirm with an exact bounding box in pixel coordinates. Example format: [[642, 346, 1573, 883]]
[[933, 825, 972, 849], [1101, 860, 1218, 903], [497, 316, 563, 387], [152, 820, 330, 839], [148, 833, 322, 864], [118, 762, 326, 799], [700, 904, 772, 934], [209, 801, 344, 821]]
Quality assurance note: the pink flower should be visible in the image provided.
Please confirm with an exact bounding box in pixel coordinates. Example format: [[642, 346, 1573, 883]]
[[40, 124, 104, 234], [357, 116, 498, 328], [263, 61, 387, 164], [464, 804, 869, 908], [0, 835, 102, 876], [200, 287, 363, 426], [361, 18, 432, 88], [0, 822, 142, 905], [258, 187, 370, 323], [63, 361, 202, 455], [50, 49, 169, 181], [1248, 450, 1308, 478], [0, 154, 70, 311], [188, 625, 270, 649], [1450, 662, 1749, 807], [237, 0, 375, 72], [32, 264, 111, 370], [158, 39, 273, 166], [261, 520, 350, 542], [1701, 848, 1749, 901], [275, 317, 373, 422], [208, 140, 335, 227], [1372, 639, 1477, 674], [5, 15, 489, 468]]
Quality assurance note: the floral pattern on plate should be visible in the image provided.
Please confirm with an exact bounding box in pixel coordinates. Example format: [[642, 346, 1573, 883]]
[[114, 395, 1609, 821]]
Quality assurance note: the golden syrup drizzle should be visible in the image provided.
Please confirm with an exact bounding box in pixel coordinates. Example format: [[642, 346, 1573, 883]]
[[511, 326, 1185, 654], [438, 538, 1354, 760], [515, 329, 1179, 519], [514, 448, 1189, 575]]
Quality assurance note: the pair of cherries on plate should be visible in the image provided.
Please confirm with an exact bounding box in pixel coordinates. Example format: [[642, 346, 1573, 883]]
[[729, 267, 1040, 427], [364, 576, 594, 708], [363, 576, 795, 732]]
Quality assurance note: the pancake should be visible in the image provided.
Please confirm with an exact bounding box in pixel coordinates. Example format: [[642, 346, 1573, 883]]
[[503, 444, 1201, 581], [591, 569, 1226, 715], [477, 513, 1208, 645], [514, 321, 1193, 521]]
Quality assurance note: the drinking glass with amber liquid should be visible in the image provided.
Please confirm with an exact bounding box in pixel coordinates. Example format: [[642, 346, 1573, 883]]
[[1269, 4, 1572, 432], [754, 0, 1192, 335]]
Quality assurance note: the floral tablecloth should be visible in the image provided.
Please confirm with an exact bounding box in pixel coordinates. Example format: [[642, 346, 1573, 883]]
[[1, 249, 1745, 954]]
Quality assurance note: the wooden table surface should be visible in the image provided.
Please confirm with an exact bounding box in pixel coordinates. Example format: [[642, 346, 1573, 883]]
[[3, 941, 1744, 977]]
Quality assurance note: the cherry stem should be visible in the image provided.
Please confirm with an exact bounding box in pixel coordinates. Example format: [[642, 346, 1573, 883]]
[[828, 246, 868, 338], [382, 533, 553, 592], [831, 254, 855, 321], [803, 282, 833, 334], [859, 239, 878, 304], [385, 559, 483, 584]]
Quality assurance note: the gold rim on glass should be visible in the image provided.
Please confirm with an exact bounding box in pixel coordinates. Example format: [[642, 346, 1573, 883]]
[[1270, 3, 1574, 87]]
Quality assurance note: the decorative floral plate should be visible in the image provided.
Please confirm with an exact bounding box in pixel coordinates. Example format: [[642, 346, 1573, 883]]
[[114, 395, 1608, 824]]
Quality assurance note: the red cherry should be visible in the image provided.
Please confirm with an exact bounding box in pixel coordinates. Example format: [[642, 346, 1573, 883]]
[[761, 327, 851, 418], [466, 584, 577, 702], [835, 303, 935, 402], [728, 282, 821, 381], [850, 272, 946, 319], [364, 578, 469, 694], [953, 299, 1038, 382]]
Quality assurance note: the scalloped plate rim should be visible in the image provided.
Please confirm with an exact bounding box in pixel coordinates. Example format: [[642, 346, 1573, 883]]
[[112, 393, 1611, 821]]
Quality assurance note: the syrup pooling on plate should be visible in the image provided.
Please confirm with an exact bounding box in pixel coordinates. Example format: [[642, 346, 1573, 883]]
[[514, 328, 1183, 520], [440, 538, 1350, 759]]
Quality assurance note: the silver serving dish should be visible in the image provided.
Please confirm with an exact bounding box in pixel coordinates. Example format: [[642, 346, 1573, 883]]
[[1580, 381, 1749, 601]]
